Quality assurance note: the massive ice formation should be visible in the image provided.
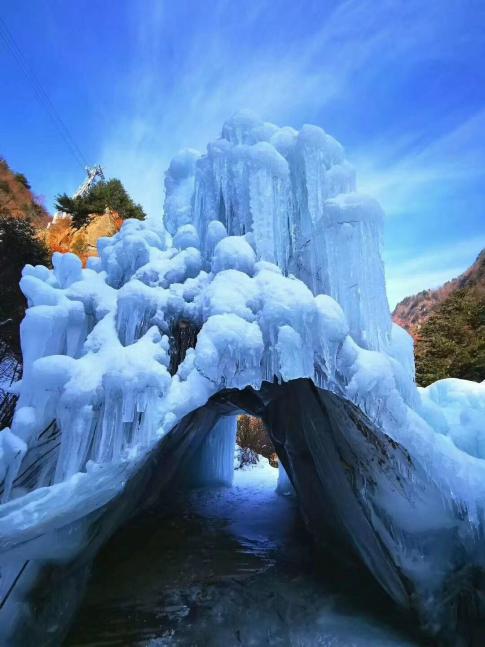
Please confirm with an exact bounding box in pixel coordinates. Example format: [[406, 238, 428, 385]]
[[165, 110, 390, 352], [0, 111, 484, 644]]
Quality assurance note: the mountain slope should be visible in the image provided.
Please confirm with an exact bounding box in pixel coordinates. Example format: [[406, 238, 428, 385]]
[[0, 158, 50, 227], [392, 249, 485, 336], [393, 250, 485, 386]]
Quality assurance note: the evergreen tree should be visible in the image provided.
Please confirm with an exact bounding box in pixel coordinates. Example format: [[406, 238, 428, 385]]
[[415, 288, 485, 386], [0, 214, 50, 357], [54, 193, 93, 229], [55, 178, 145, 228]]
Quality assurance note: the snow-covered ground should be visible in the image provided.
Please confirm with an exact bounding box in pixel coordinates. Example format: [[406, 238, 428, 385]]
[[66, 462, 419, 646]]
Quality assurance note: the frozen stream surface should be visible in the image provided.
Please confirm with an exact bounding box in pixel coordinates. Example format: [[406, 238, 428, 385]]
[[65, 463, 424, 646]]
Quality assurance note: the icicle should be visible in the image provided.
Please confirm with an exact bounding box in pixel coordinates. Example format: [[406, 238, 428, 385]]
[[187, 416, 238, 487]]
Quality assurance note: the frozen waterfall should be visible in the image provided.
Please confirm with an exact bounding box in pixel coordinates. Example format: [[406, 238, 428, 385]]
[[0, 111, 484, 645]]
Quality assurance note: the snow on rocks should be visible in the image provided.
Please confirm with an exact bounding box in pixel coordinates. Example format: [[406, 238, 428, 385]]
[[234, 444, 260, 470]]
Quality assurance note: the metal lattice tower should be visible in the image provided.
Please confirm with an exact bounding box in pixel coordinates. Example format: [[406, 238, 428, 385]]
[[50, 165, 105, 225], [73, 165, 105, 199]]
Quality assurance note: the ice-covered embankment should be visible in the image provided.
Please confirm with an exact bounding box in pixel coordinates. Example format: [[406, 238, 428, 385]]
[[0, 110, 484, 644]]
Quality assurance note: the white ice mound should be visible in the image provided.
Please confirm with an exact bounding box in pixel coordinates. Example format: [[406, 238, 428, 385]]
[[1, 114, 484, 640]]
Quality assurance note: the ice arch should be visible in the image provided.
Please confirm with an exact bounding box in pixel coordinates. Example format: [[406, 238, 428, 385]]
[[0, 111, 484, 644]]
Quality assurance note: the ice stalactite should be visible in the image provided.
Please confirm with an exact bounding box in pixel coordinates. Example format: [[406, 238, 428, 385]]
[[276, 463, 293, 497], [185, 416, 238, 487]]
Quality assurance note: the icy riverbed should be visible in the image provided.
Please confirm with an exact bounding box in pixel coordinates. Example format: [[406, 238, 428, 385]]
[[65, 463, 422, 646]]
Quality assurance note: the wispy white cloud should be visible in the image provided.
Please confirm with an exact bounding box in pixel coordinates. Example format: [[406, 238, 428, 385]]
[[96, 0, 484, 302], [100, 0, 472, 217], [356, 109, 485, 216]]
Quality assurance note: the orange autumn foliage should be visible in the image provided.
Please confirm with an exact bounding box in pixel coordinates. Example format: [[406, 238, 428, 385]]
[[42, 210, 123, 267]]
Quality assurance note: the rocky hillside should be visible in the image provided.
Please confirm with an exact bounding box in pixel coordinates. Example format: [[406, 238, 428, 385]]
[[0, 158, 50, 228], [42, 210, 123, 266], [393, 250, 485, 386], [0, 157, 144, 267], [392, 249, 485, 336]]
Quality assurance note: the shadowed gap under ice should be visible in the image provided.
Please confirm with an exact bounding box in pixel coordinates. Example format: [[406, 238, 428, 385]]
[[65, 414, 426, 647]]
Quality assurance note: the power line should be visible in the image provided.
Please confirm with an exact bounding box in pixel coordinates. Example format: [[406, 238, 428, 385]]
[[0, 17, 87, 169], [0, 16, 88, 171]]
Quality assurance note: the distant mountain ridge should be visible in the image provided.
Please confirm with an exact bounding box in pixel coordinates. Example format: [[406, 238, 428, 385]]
[[392, 249, 485, 337]]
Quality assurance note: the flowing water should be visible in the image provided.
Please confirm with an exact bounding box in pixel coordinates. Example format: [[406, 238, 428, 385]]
[[65, 464, 426, 646]]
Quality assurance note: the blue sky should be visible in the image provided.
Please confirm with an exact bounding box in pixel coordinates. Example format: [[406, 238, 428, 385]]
[[1, 0, 484, 307]]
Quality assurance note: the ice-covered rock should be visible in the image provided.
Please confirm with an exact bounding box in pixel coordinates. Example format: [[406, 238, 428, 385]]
[[0, 113, 484, 644]]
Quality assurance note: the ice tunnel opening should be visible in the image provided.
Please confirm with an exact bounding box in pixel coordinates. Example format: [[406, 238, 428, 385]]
[[181, 412, 282, 489], [64, 380, 423, 646], [140, 377, 412, 599], [0, 379, 428, 645], [0, 378, 421, 610]]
